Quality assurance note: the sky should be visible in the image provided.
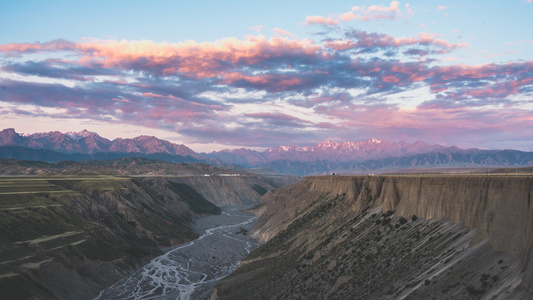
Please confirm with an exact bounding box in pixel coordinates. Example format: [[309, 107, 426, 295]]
[[0, 0, 532, 152]]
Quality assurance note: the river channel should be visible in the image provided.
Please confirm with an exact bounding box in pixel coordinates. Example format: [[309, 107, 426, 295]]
[[94, 208, 260, 300]]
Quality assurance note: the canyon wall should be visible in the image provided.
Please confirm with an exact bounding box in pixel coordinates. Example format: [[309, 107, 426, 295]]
[[214, 175, 533, 299], [0, 175, 272, 299], [300, 175, 533, 288], [165, 175, 274, 206]]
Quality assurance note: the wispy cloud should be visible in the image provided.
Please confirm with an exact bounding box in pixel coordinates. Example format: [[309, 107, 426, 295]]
[[272, 28, 294, 37], [249, 25, 265, 32], [340, 1, 401, 22], [303, 15, 339, 26]]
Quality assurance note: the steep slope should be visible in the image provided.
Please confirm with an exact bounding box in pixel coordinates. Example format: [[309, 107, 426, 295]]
[[0, 173, 273, 299], [165, 175, 274, 206], [214, 175, 533, 299]]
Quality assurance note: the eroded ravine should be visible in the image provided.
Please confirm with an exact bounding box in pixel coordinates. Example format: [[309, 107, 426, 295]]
[[95, 208, 260, 300]]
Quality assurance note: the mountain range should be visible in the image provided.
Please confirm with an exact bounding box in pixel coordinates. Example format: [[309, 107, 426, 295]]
[[1, 128, 532, 175]]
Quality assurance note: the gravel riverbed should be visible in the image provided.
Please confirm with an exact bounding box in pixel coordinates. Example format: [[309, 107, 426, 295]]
[[94, 207, 260, 300]]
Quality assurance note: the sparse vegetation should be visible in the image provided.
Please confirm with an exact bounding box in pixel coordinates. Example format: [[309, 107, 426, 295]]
[[466, 285, 484, 296], [236, 228, 249, 235], [216, 176, 531, 299]]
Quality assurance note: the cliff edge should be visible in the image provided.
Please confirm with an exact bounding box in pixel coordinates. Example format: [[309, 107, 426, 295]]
[[214, 175, 533, 299]]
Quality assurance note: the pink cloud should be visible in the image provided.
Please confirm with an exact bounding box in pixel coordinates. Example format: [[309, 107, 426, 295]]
[[0, 40, 75, 56], [323, 40, 356, 50], [272, 28, 294, 37], [485, 50, 517, 58], [72, 35, 322, 78], [0, 36, 322, 79], [249, 25, 265, 32], [317, 103, 533, 147], [405, 3, 414, 15], [303, 15, 339, 26], [382, 75, 400, 83], [220, 72, 302, 92], [348, 31, 467, 53], [341, 1, 401, 22]]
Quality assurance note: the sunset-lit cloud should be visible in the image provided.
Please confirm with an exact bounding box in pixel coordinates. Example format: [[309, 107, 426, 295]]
[[1, 1, 532, 151], [272, 28, 294, 37], [344, 30, 467, 53], [303, 15, 339, 26], [340, 1, 401, 22]]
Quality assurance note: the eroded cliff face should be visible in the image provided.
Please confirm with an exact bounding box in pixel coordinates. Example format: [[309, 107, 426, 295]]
[[215, 175, 533, 299], [165, 175, 274, 206], [301, 175, 533, 289]]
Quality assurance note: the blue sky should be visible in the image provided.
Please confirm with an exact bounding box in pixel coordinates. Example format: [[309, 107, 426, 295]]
[[0, 1, 532, 151]]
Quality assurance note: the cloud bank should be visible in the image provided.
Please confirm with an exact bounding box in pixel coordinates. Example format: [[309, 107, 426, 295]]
[[0, 12, 532, 150]]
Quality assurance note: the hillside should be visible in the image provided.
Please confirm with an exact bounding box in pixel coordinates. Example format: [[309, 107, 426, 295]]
[[0, 172, 275, 299], [213, 175, 533, 299]]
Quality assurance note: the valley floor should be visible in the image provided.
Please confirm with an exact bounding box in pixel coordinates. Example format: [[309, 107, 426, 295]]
[[95, 207, 260, 300]]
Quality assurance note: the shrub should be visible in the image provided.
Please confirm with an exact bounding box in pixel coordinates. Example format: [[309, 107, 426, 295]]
[[411, 215, 418, 221], [466, 285, 484, 296]]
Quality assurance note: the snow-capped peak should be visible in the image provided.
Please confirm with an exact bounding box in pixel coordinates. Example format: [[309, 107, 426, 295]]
[[66, 129, 98, 141], [367, 138, 382, 144]]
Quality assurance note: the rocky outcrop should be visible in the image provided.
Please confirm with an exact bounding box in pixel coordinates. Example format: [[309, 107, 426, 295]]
[[214, 175, 533, 299]]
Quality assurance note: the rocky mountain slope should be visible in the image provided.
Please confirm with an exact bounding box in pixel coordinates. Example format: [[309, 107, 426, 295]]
[[0, 169, 275, 299], [0, 128, 199, 157], [213, 175, 533, 299], [3, 128, 533, 175], [204, 138, 444, 166]]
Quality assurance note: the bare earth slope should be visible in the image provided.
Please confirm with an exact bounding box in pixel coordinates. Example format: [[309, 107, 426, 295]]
[[0, 173, 274, 299], [213, 175, 533, 299]]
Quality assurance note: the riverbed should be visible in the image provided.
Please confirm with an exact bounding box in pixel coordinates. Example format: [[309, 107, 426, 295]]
[[94, 208, 260, 300]]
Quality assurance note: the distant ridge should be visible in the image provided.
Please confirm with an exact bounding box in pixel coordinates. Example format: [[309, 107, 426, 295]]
[[205, 138, 445, 165], [1, 128, 199, 157], [0, 145, 208, 165], [1, 128, 533, 175]]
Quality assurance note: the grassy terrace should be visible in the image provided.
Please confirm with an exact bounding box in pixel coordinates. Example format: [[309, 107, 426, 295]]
[[0, 175, 130, 285], [0, 175, 128, 209]]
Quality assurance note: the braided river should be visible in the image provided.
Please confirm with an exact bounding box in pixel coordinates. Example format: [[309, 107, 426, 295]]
[[95, 208, 259, 300]]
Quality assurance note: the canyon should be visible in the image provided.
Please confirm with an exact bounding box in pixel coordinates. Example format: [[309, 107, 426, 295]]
[[0, 168, 274, 299], [214, 175, 533, 299]]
